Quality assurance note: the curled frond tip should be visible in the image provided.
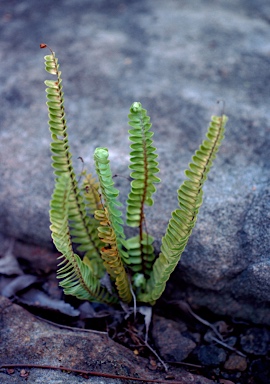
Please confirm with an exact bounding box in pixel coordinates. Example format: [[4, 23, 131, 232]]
[[130, 101, 142, 113]]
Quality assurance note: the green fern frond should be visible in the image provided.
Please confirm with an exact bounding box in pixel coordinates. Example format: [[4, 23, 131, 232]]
[[44, 50, 103, 275], [49, 175, 117, 304], [126, 102, 160, 227], [94, 147, 132, 303], [125, 234, 155, 275], [126, 102, 160, 277], [76, 171, 105, 277], [125, 233, 156, 297], [95, 209, 132, 303], [139, 115, 228, 303]]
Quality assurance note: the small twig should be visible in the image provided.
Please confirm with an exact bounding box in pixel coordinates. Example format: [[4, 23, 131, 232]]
[[129, 280, 137, 321], [77, 156, 85, 184], [138, 306, 152, 344], [172, 300, 224, 341], [170, 300, 246, 357], [129, 306, 169, 373], [144, 340, 169, 372], [112, 174, 131, 181], [166, 361, 203, 369], [187, 307, 224, 340], [208, 335, 246, 357], [35, 315, 108, 336], [217, 99, 226, 116], [0, 363, 183, 384]]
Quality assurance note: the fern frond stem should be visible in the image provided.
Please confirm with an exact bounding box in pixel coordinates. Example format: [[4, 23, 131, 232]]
[[139, 127, 148, 247], [139, 109, 151, 243], [194, 115, 224, 202], [141, 212, 152, 274], [136, 111, 152, 270]]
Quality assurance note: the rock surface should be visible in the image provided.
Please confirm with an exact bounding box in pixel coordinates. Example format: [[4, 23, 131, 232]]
[[197, 345, 227, 367], [0, 0, 269, 323], [0, 296, 214, 384], [152, 316, 196, 362], [224, 354, 248, 372], [240, 327, 270, 355]]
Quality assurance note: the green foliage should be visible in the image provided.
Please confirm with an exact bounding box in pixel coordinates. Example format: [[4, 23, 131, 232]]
[[138, 115, 227, 303], [126, 101, 160, 227], [42, 45, 228, 306], [49, 174, 117, 304], [126, 102, 160, 280], [43, 47, 104, 280], [93, 147, 132, 303]]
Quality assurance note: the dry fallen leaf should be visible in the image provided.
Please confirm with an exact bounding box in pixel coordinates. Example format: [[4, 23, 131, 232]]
[[1, 274, 37, 297], [18, 288, 80, 317], [0, 239, 23, 276]]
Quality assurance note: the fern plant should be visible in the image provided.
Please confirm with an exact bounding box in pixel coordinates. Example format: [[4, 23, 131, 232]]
[[41, 44, 228, 306]]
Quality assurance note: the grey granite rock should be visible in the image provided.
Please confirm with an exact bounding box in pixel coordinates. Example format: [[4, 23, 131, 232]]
[[0, 1, 269, 323]]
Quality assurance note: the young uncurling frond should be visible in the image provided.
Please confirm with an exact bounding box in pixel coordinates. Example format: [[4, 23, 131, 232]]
[[138, 115, 228, 303], [94, 147, 132, 303]]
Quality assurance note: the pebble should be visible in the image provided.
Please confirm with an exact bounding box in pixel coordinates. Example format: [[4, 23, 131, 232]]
[[240, 327, 270, 355], [224, 353, 247, 371], [198, 345, 227, 366], [152, 315, 196, 362]]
